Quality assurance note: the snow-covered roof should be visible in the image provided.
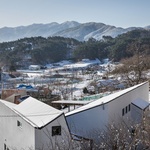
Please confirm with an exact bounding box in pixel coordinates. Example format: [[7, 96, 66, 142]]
[[97, 79, 118, 86], [55, 60, 72, 66], [131, 98, 149, 110], [66, 82, 148, 116], [0, 97, 63, 128], [65, 59, 101, 69], [0, 100, 17, 108], [65, 62, 91, 69], [29, 65, 40, 68], [51, 100, 91, 105]]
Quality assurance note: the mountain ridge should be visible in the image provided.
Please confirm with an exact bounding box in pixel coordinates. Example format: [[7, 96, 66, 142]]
[[0, 21, 149, 42]]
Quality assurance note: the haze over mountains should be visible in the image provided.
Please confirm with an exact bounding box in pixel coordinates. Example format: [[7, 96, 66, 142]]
[[0, 21, 149, 42]]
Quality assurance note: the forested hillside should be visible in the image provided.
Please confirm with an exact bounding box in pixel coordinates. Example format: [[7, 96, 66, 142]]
[[75, 29, 150, 61], [0, 29, 150, 70], [0, 36, 81, 69]]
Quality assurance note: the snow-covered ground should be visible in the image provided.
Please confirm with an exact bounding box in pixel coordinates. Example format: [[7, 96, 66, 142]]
[[2, 59, 134, 104]]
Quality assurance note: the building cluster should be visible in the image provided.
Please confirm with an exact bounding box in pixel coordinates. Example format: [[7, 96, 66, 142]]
[[0, 82, 149, 149], [0, 59, 150, 149]]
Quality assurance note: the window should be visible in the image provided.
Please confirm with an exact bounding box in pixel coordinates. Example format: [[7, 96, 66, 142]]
[[4, 144, 9, 150], [52, 126, 61, 136], [128, 104, 131, 111], [4, 144, 6, 150], [122, 104, 131, 116], [122, 108, 124, 116], [126, 106, 128, 113], [17, 120, 22, 127]]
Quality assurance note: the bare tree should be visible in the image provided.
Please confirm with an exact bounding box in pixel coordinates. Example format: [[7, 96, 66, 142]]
[[112, 55, 150, 87], [95, 112, 150, 150]]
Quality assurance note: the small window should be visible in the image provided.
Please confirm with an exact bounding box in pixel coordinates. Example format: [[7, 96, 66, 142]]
[[52, 126, 61, 136], [17, 120, 22, 127], [4, 144, 6, 150], [128, 104, 130, 111], [126, 106, 128, 113], [122, 108, 124, 116]]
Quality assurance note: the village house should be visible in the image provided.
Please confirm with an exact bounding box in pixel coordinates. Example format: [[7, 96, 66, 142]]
[[0, 97, 73, 150], [65, 82, 150, 142], [29, 65, 41, 70]]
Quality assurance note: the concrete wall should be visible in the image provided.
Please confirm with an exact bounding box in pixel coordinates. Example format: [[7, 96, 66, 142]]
[[0, 102, 35, 150], [35, 114, 71, 150]]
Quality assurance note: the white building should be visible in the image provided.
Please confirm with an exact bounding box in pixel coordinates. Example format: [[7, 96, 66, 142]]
[[66, 82, 149, 141], [64, 58, 101, 70], [29, 65, 41, 70], [0, 97, 72, 150]]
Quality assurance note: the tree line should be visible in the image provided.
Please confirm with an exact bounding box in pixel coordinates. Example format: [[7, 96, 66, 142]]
[[0, 29, 150, 70]]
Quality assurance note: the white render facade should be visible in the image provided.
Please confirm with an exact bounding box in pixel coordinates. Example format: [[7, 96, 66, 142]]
[[66, 82, 149, 141], [0, 97, 71, 150]]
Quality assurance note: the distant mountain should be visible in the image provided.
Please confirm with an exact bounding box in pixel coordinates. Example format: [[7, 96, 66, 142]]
[[0, 21, 148, 42], [144, 25, 150, 30]]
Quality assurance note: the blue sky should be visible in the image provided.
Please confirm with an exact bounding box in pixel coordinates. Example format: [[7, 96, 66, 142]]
[[0, 0, 149, 28]]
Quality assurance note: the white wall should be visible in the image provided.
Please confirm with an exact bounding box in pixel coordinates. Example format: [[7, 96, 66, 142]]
[[66, 82, 149, 141], [0, 102, 35, 150], [131, 104, 143, 123], [35, 114, 71, 150], [66, 104, 108, 141], [0, 102, 72, 150], [108, 82, 149, 123]]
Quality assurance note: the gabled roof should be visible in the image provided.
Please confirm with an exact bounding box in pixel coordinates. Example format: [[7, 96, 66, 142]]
[[132, 98, 149, 110], [0, 99, 16, 108], [0, 97, 63, 128], [66, 82, 149, 116]]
